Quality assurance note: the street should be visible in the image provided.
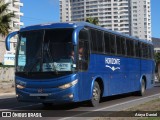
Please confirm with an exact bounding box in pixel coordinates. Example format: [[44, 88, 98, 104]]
[[0, 83, 160, 120]]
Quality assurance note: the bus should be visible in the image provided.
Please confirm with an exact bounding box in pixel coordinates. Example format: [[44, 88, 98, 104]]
[[5, 22, 155, 107]]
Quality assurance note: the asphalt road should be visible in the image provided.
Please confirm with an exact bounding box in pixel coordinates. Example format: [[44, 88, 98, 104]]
[[0, 82, 160, 120]]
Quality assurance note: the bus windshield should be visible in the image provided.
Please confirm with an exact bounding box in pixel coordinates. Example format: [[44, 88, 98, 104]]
[[16, 28, 76, 73]]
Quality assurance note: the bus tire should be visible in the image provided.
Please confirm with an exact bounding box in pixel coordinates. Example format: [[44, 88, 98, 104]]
[[90, 81, 101, 107], [137, 79, 146, 96]]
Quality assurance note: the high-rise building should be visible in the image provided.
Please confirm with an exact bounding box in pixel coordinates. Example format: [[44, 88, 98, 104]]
[[5, 0, 24, 31], [7, 0, 24, 53], [59, 0, 151, 41], [0, 0, 23, 63]]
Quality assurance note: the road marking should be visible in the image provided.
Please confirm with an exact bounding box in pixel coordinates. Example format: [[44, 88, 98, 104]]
[[58, 93, 160, 120], [94, 93, 160, 111]]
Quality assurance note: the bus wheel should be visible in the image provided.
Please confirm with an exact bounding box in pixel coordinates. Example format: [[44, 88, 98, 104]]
[[138, 79, 146, 96], [90, 81, 101, 107]]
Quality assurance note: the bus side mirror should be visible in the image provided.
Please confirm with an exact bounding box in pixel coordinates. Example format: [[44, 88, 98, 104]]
[[5, 31, 18, 51]]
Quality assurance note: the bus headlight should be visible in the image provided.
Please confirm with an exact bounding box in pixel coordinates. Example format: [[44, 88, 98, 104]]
[[16, 84, 25, 89], [58, 79, 78, 89]]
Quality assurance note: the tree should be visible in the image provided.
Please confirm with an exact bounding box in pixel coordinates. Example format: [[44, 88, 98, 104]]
[[0, 0, 14, 36], [154, 52, 160, 81], [85, 17, 99, 25]]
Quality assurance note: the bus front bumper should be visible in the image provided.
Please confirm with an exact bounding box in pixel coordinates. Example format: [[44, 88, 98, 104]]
[[16, 86, 78, 104]]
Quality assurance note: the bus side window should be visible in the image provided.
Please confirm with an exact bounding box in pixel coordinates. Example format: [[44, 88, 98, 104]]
[[121, 37, 126, 55], [126, 39, 131, 56], [110, 34, 116, 54], [96, 30, 104, 53], [135, 41, 140, 57], [142, 43, 148, 58], [104, 32, 110, 54], [116, 36, 122, 55], [78, 29, 90, 71], [90, 29, 97, 52], [130, 40, 135, 57]]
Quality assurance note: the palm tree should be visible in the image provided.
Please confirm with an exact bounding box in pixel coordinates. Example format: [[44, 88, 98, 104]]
[[85, 17, 99, 25], [0, 0, 14, 36]]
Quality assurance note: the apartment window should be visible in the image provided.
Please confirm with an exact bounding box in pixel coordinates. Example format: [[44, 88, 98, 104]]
[[133, 19, 137, 21], [133, 14, 137, 17], [114, 16, 118, 19], [133, 10, 137, 13], [133, 23, 137, 25], [134, 31, 138, 34], [114, 8, 118, 10], [133, 2, 137, 5], [133, 6, 137, 9]]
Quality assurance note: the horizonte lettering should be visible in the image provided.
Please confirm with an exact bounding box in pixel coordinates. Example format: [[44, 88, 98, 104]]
[[105, 58, 120, 65]]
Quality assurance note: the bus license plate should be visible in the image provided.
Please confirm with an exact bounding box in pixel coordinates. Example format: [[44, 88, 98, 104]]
[[29, 94, 49, 96]]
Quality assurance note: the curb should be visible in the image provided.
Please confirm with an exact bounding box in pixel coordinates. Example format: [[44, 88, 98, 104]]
[[0, 92, 15, 96], [0, 93, 15, 99]]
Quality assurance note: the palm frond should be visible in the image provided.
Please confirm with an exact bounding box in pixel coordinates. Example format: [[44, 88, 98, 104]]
[[0, 0, 14, 36], [85, 17, 99, 25]]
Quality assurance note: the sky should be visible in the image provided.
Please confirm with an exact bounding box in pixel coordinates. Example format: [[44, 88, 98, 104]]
[[21, 0, 160, 38]]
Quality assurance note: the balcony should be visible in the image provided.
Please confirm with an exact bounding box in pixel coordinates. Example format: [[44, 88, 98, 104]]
[[14, 22, 24, 26], [14, 2, 23, 7], [14, 12, 24, 16]]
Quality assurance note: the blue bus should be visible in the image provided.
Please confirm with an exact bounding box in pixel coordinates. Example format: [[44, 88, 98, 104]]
[[5, 22, 154, 107]]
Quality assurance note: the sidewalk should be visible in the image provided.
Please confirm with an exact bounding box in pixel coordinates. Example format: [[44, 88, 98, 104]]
[[0, 81, 15, 96]]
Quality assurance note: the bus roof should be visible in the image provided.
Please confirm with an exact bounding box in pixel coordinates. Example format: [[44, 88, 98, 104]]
[[20, 21, 152, 45]]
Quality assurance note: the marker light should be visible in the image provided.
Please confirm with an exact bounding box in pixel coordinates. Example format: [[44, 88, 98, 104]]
[[16, 84, 25, 89], [58, 79, 78, 89]]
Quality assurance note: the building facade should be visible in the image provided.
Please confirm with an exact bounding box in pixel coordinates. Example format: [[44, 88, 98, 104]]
[[152, 37, 160, 53], [60, 0, 151, 41], [0, 0, 23, 63]]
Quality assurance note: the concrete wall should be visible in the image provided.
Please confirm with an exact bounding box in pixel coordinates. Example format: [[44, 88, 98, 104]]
[[0, 67, 14, 82], [0, 41, 6, 63]]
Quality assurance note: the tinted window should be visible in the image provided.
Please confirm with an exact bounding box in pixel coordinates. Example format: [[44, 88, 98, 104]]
[[104, 32, 110, 53], [142, 43, 148, 58], [79, 29, 89, 41], [126, 39, 134, 57], [90, 29, 97, 52], [130, 40, 135, 56], [121, 38, 126, 55], [126, 39, 131, 56], [78, 29, 90, 71], [135, 41, 141, 57], [78, 41, 89, 71], [110, 34, 116, 54], [96, 30, 104, 53], [116, 36, 122, 55]]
